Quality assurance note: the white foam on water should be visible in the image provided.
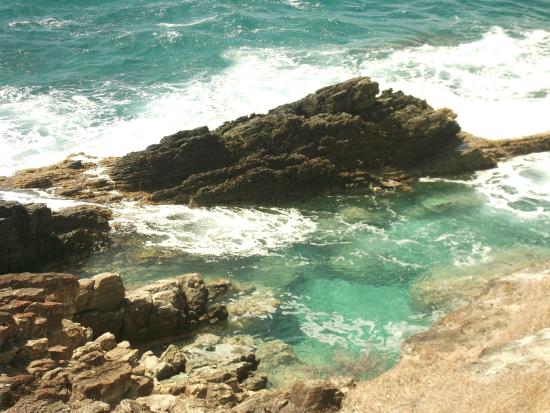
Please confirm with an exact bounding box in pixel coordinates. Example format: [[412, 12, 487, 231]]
[[158, 15, 218, 28], [281, 295, 427, 352], [1, 27, 548, 176], [110, 203, 317, 257], [421, 152, 550, 219], [470, 152, 550, 219], [364, 27, 550, 139], [8, 17, 72, 29], [0, 189, 89, 210]]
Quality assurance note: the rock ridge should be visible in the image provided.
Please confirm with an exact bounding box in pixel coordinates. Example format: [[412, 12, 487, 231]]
[[2, 77, 548, 206]]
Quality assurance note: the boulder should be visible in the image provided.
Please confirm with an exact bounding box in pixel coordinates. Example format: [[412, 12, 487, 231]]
[[287, 380, 345, 412], [122, 274, 209, 342], [0, 201, 111, 275], [74, 273, 126, 338]]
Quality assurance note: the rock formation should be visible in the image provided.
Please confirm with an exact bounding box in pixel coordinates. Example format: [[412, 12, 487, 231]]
[[0, 271, 351, 412], [0, 201, 111, 275], [110, 77, 490, 205], [2, 77, 549, 206]]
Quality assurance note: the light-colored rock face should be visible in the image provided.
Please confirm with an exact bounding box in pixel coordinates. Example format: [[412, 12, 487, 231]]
[[226, 288, 280, 325], [473, 327, 550, 378], [123, 274, 211, 342], [70, 272, 221, 342], [74, 273, 126, 338], [343, 263, 550, 413]]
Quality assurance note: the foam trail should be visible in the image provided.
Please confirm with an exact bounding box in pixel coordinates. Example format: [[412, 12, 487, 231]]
[[470, 152, 550, 219], [421, 152, 550, 219], [111, 203, 317, 257]]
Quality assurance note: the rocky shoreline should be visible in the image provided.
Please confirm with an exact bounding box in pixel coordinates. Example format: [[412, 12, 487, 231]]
[[1, 76, 549, 412], [0, 271, 350, 412], [1, 77, 549, 206]]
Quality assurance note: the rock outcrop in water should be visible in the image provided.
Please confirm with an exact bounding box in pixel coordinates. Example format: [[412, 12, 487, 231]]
[[110, 77, 496, 205], [2, 77, 549, 205], [0, 201, 111, 275], [0, 271, 350, 412]]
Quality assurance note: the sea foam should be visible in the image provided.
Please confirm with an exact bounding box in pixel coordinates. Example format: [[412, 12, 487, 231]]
[[0, 27, 548, 176]]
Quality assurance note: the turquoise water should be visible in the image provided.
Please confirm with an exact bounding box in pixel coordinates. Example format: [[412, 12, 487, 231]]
[[1, 0, 549, 173], [1, 0, 550, 379], [72, 152, 550, 378]]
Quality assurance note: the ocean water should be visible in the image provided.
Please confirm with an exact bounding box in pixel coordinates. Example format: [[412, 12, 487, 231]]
[[1, 0, 550, 380]]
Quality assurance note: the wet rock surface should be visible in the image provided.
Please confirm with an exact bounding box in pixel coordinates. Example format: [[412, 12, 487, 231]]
[[0, 201, 111, 275], [110, 77, 476, 205]]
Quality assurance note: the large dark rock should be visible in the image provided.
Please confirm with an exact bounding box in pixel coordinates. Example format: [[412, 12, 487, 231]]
[[109, 77, 497, 205], [0, 201, 111, 274]]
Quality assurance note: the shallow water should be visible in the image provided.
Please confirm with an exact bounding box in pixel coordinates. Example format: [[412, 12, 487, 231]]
[[60, 153, 550, 378]]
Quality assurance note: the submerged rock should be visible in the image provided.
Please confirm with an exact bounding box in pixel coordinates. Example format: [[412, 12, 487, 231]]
[[0, 200, 111, 275]]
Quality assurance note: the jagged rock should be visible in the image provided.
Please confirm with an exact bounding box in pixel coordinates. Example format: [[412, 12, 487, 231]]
[[0, 271, 293, 411], [0, 374, 34, 410], [0, 272, 79, 316], [123, 274, 209, 342], [49, 319, 93, 351], [106, 77, 496, 205], [0, 201, 111, 274], [231, 389, 291, 413], [74, 272, 126, 338], [2, 80, 549, 206], [140, 351, 179, 381], [16, 337, 50, 362], [287, 380, 345, 412], [159, 345, 186, 374], [242, 374, 268, 391], [7, 333, 153, 411]]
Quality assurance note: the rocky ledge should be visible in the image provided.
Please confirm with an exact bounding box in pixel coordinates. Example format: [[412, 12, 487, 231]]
[[2, 77, 549, 205], [0, 201, 111, 275], [0, 272, 350, 412], [343, 263, 550, 413]]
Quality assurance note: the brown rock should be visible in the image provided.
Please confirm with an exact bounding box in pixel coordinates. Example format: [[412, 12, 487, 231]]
[[287, 380, 345, 412], [122, 274, 209, 341], [74, 273, 126, 338], [107, 77, 470, 205]]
